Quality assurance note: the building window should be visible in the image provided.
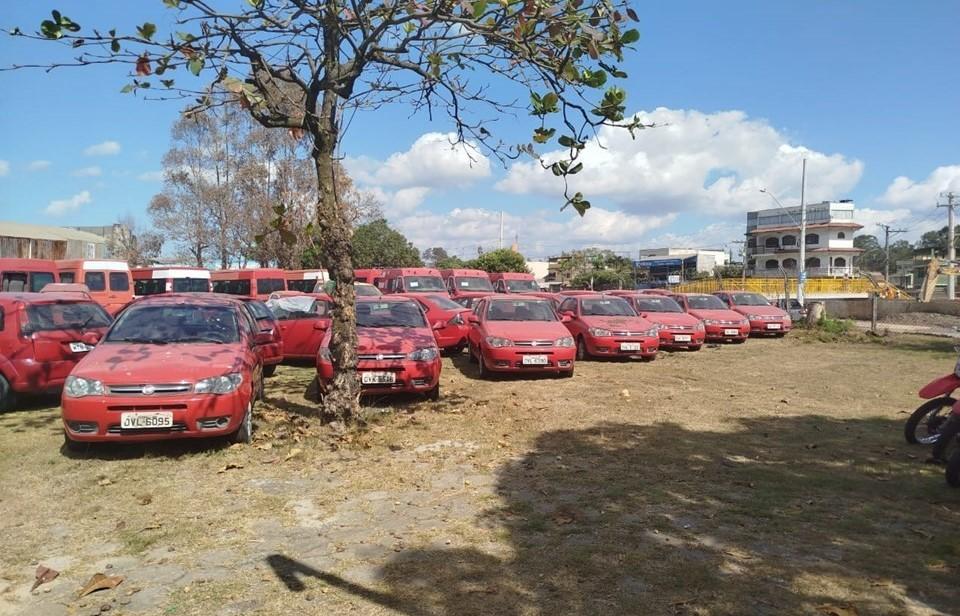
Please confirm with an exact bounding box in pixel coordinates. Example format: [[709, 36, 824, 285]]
[[837, 231, 846, 239], [805, 233, 820, 245], [805, 257, 821, 268], [782, 258, 797, 270], [834, 257, 847, 267], [782, 235, 796, 246], [747, 238, 756, 248], [764, 237, 780, 249], [764, 259, 779, 270]]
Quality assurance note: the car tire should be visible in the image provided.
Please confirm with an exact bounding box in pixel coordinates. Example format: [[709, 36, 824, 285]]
[[263, 364, 277, 378], [689, 345, 703, 352], [947, 451, 960, 487], [230, 401, 253, 445], [905, 396, 955, 445], [477, 349, 488, 378], [62, 431, 86, 454], [733, 338, 747, 344], [427, 384, 441, 401], [258, 371, 266, 402], [467, 343, 478, 364], [560, 367, 574, 378], [576, 337, 588, 361], [0, 374, 12, 412]]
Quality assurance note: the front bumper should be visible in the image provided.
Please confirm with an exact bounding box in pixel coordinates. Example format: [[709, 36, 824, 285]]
[[317, 359, 441, 395], [658, 329, 705, 348], [481, 345, 576, 372], [748, 319, 792, 335], [61, 390, 249, 442], [704, 324, 750, 341], [583, 336, 659, 358]]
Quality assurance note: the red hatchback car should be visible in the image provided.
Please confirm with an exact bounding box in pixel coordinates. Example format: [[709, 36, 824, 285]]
[[556, 294, 659, 361], [61, 294, 267, 449], [714, 292, 792, 336], [672, 293, 750, 343], [238, 298, 284, 376], [611, 291, 706, 351], [266, 293, 332, 361], [0, 293, 112, 409], [316, 296, 441, 400], [467, 295, 575, 377], [401, 293, 472, 354]]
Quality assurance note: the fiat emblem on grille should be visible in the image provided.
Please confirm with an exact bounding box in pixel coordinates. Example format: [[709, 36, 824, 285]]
[[376, 353, 384, 361], [142, 384, 156, 395]]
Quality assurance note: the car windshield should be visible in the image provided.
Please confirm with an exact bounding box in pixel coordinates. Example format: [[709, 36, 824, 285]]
[[505, 279, 539, 292], [172, 278, 210, 292], [25, 302, 112, 332], [106, 304, 240, 344], [356, 301, 427, 328], [581, 298, 636, 317], [731, 293, 770, 306], [633, 297, 683, 313], [687, 295, 727, 310], [425, 294, 465, 311], [244, 300, 274, 320], [403, 276, 445, 291], [455, 276, 493, 291], [486, 299, 556, 321], [266, 296, 321, 320], [355, 284, 382, 297]]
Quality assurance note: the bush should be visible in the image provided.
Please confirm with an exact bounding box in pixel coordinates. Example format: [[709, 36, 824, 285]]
[[817, 316, 852, 335]]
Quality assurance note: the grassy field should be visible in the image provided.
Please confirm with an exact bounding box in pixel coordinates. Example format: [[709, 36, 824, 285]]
[[1, 332, 958, 615]]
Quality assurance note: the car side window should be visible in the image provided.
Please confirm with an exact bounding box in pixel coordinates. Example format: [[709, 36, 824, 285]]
[[109, 272, 130, 291], [60, 272, 75, 283], [473, 300, 484, 317], [85, 272, 106, 291], [559, 298, 577, 314], [0, 307, 4, 331]]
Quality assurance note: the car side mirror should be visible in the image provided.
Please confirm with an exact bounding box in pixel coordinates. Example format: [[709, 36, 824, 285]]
[[254, 331, 274, 345], [561, 315, 572, 323], [561, 310, 575, 318], [467, 314, 480, 324], [432, 321, 446, 330], [81, 331, 101, 345], [314, 321, 329, 330]]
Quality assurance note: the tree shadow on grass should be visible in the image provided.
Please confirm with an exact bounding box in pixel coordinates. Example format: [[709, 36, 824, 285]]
[[269, 415, 959, 615]]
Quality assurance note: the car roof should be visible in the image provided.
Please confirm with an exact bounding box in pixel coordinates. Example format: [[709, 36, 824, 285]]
[[486, 294, 551, 302], [0, 292, 98, 304], [129, 293, 243, 307]]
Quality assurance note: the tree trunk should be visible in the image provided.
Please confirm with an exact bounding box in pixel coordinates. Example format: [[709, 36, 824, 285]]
[[311, 91, 360, 422]]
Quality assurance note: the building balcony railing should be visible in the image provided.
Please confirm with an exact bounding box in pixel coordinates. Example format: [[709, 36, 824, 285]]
[[746, 266, 859, 278]]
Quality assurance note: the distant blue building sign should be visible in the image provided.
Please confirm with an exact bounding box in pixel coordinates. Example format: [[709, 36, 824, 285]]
[[634, 258, 683, 268]]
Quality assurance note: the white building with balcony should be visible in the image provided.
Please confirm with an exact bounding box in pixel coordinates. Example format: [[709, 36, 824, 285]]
[[745, 200, 862, 277]]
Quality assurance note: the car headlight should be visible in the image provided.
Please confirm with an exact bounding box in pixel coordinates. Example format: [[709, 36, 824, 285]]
[[695, 322, 705, 331], [64, 375, 105, 398], [408, 347, 439, 361], [485, 336, 513, 348], [588, 327, 612, 337], [318, 347, 332, 361], [642, 327, 659, 337], [703, 319, 719, 325], [556, 336, 574, 347], [746, 314, 760, 321], [195, 373, 242, 394]]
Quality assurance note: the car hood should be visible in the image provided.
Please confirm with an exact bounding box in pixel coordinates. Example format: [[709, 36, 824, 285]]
[[357, 327, 436, 354], [639, 312, 700, 327], [580, 315, 654, 331], [74, 342, 246, 383], [687, 309, 745, 322], [732, 305, 789, 318], [485, 320, 570, 340]]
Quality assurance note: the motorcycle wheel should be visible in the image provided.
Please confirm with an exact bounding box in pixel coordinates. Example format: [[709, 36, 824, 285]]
[[947, 451, 960, 488], [904, 396, 956, 445], [929, 415, 960, 463]]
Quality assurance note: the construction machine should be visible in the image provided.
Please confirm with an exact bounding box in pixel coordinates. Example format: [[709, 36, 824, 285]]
[[919, 258, 960, 302]]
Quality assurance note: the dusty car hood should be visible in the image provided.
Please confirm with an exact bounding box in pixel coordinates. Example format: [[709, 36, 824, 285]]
[[579, 315, 653, 331], [74, 342, 246, 383], [484, 320, 569, 340], [731, 305, 789, 318], [687, 309, 746, 322], [357, 327, 436, 354], [639, 312, 700, 327]]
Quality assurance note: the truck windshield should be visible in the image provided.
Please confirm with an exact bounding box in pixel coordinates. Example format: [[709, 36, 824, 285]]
[[356, 302, 427, 328], [425, 295, 465, 311], [505, 279, 539, 292], [403, 276, 445, 291], [455, 277, 493, 291], [107, 305, 240, 344]]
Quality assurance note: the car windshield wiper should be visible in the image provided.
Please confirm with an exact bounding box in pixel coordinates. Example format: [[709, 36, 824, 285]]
[[111, 336, 168, 345], [172, 336, 226, 344]]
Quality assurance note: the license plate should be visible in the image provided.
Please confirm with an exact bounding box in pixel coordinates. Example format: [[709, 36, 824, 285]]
[[619, 342, 642, 351], [723, 328, 740, 336], [673, 335, 691, 343], [120, 412, 173, 429], [361, 371, 396, 384], [766, 323, 782, 330], [69, 342, 92, 353], [521, 355, 548, 365]]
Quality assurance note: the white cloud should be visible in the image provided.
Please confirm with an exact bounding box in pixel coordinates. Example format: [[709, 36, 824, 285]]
[[137, 170, 164, 182], [879, 165, 960, 208], [644, 222, 744, 251], [497, 108, 863, 218], [27, 160, 51, 172], [0, 160, 8, 177], [71, 166, 102, 177], [83, 140, 121, 156], [45, 190, 92, 216], [345, 132, 491, 189], [366, 186, 432, 215]]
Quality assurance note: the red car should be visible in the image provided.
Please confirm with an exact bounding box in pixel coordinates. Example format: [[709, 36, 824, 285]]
[[238, 298, 284, 377], [0, 292, 112, 410], [316, 296, 441, 400], [611, 291, 706, 350], [556, 294, 659, 361], [714, 292, 792, 336], [441, 268, 495, 300], [401, 293, 472, 354], [266, 293, 332, 361], [61, 294, 267, 449], [672, 293, 750, 343], [467, 295, 575, 377]]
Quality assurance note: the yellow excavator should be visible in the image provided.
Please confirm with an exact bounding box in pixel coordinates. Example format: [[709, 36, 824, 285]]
[[919, 258, 960, 302]]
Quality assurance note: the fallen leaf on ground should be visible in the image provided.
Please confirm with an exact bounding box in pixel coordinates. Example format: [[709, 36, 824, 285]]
[[254, 442, 273, 451], [283, 448, 303, 462], [228, 443, 244, 450], [78, 573, 124, 598], [217, 463, 243, 473], [97, 478, 113, 486], [816, 604, 859, 616], [137, 494, 152, 506], [31, 565, 59, 591]]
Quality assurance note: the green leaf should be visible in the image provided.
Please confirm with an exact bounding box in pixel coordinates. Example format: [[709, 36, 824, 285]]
[[137, 22, 157, 41], [111, 39, 121, 53], [163, 0, 181, 7], [541, 91, 559, 112], [402, 21, 415, 33], [621, 29, 640, 45], [188, 56, 204, 76], [626, 7, 639, 21], [120, 84, 135, 94], [51, 10, 62, 23], [176, 31, 196, 42], [40, 20, 61, 39], [471, 0, 487, 16], [532, 127, 555, 144], [161, 79, 175, 88], [557, 135, 576, 148], [568, 162, 583, 175]]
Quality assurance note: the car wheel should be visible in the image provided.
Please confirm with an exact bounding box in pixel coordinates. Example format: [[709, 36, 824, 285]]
[[467, 342, 478, 364], [733, 338, 747, 344], [477, 349, 488, 378], [576, 337, 588, 361], [0, 374, 12, 412], [427, 384, 441, 401], [62, 431, 86, 454], [230, 401, 253, 444], [689, 345, 703, 352], [560, 367, 574, 378], [258, 371, 266, 402], [263, 364, 277, 378]]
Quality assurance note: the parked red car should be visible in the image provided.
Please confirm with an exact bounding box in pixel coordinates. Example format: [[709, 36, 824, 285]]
[[714, 291, 792, 336], [556, 294, 659, 360], [441, 268, 495, 300], [401, 293, 472, 354], [266, 293, 332, 361], [316, 296, 441, 400], [467, 295, 575, 377], [611, 291, 706, 350], [237, 298, 284, 377], [0, 293, 112, 409], [61, 294, 267, 448], [672, 293, 750, 343]]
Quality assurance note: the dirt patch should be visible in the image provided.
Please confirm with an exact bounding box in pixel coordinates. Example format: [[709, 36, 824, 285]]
[[882, 312, 960, 330], [1, 335, 958, 615]]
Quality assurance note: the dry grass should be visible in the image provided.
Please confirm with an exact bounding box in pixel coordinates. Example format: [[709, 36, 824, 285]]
[[1, 334, 958, 615]]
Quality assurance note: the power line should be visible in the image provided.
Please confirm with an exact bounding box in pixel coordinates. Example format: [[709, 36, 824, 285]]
[[877, 223, 907, 282]]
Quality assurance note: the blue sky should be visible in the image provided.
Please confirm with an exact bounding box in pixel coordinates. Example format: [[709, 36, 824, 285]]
[[1, 1, 959, 259]]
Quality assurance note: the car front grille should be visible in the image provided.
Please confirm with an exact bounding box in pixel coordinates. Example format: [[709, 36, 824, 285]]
[[106, 423, 188, 434], [514, 340, 554, 347], [666, 325, 696, 331], [107, 383, 192, 396], [107, 404, 189, 412], [357, 354, 406, 361]]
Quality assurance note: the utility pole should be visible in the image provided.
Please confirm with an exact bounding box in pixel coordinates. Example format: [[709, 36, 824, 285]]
[[938, 192, 959, 299], [798, 158, 807, 306], [877, 223, 907, 283]]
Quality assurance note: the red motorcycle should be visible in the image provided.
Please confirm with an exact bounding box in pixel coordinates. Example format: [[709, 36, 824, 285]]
[[906, 360, 960, 480]]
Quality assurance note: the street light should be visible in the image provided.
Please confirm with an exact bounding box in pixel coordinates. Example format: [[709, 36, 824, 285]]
[[759, 158, 808, 305]]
